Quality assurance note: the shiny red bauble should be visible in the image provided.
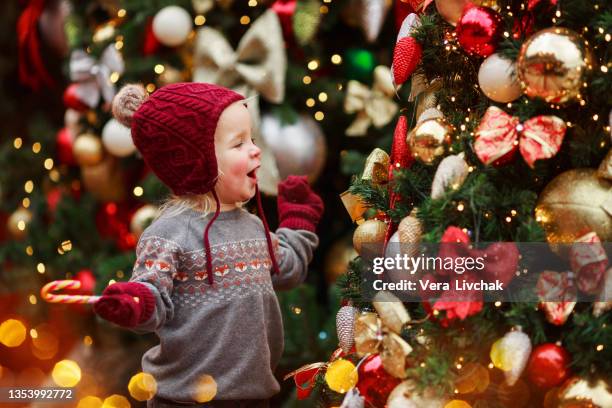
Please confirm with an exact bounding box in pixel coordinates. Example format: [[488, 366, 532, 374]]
[[63, 84, 89, 111], [456, 6, 502, 57], [56, 127, 76, 166], [356, 355, 401, 408], [527, 343, 571, 388]]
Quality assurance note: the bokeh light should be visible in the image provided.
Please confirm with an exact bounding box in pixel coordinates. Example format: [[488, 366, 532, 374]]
[[128, 372, 157, 401], [192, 374, 217, 403], [52, 360, 82, 387], [0, 319, 27, 347]]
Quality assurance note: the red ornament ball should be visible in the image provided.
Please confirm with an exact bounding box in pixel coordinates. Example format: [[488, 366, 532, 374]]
[[527, 343, 571, 388], [63, 84, 89, 111], [456, 6, 502, 57], [142, 17, 161, 56], [356, 354, 401, 408], [56, 127, 76, 166]]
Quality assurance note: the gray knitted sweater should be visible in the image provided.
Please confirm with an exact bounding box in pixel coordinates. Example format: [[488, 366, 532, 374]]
[[128, 207, 318, 404]]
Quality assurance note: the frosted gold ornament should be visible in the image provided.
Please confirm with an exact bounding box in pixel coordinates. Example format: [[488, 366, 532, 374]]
[[73, 133, 104, 166], [7, 208, 32, 240], [431, 153, 469, 199], [407, 118, 453, 165], [517, 28, 593, 104], [535, 169, 612, 244], [490, 329, 532, 386], [558, 377, 612, 407], [324, 236, 358, 283], [353, 219, 386, 255]]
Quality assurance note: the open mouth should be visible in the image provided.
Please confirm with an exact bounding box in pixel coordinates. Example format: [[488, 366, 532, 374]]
[[247, 166, 259, 181]]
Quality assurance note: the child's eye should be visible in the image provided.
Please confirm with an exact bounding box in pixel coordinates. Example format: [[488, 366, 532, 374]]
[[234, 142, 243, 148]]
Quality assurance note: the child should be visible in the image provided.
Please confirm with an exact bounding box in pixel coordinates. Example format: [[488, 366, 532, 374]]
[[94, 83, 324, 407]]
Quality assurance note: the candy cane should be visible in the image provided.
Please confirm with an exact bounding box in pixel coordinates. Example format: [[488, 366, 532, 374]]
[[41, 280, 101, 304]]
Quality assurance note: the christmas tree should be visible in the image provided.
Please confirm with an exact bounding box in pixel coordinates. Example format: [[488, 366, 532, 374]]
[[287, 0, 612, 407]]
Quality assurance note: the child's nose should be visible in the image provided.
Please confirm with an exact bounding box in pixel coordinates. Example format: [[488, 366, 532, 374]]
[[250, 144, 261, 158]]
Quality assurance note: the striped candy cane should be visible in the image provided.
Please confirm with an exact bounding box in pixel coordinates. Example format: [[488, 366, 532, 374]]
[[40, 280, 101, 304]]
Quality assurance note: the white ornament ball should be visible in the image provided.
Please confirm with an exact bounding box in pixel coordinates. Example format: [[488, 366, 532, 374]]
[[478, 53, 522, 103], [102, 119, 136, 157], [130, 205, 159, 238], [152, 6, 193, 47], [260, 114, 327, 185]]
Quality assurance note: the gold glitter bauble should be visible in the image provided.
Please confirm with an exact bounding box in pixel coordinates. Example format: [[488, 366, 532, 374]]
[[517, 28, 593, 104], [535, 169, 611, 243], [7, 208, 32, 240], [407, 118, 453, 165], [352, 219, 387, 256], [73, 133, 104, 166]]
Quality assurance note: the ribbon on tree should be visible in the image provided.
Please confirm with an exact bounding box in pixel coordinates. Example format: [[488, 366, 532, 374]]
[[17, 0, 56, 90], [569, 232, 608, 295], [344, 66, 398, 136], [283, 348, 344, 399], [193, 9, 287, 119], [427, 226, 519, 322], [474, 106, 566, 168], [536, 270, 577, 325], [69, 44, 125, 108]]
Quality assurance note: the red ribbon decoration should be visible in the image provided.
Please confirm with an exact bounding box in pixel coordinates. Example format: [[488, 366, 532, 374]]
[[474, 106, 566, 168], [284, 348, 344, 400], [17, 0, 56, 90]]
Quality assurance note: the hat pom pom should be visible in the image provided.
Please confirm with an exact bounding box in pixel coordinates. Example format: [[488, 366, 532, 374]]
[[112, 84, 148, 127]]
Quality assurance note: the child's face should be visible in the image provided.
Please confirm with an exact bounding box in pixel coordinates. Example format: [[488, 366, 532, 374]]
[[214, 101, 261, 205]]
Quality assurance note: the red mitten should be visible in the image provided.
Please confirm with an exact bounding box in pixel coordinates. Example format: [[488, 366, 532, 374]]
[[93, 282, 155, 328], [277, 176, 324, 232]]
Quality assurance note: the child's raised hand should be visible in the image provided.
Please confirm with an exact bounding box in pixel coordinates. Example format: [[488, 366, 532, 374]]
[[93, 282, 155, 328], [277, 176, 324, 232]]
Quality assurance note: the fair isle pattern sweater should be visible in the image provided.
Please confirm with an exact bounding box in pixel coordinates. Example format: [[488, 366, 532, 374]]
[[129, 208, 318, 405]]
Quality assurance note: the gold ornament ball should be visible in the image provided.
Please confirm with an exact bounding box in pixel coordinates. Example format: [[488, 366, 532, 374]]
[[407, 118, 453, 165], [130, 205, 159, 239], [73, 133, 104, 166], [517, 27, 592, 104], [353, 219, 387, 256], [455, 362, 489, 394], [80, 157, 126, 202], [536, 169, 611, 243], [7, 208, 32, 240]]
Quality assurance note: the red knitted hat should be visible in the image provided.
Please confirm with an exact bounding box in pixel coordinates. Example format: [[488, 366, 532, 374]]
[[112, 82, 279, 283], [113, 82, 244, 195]]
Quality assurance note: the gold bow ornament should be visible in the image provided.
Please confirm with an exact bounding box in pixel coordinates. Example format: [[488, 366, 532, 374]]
[[344, 66, 398, 137], [193, 9, 286, 112]]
